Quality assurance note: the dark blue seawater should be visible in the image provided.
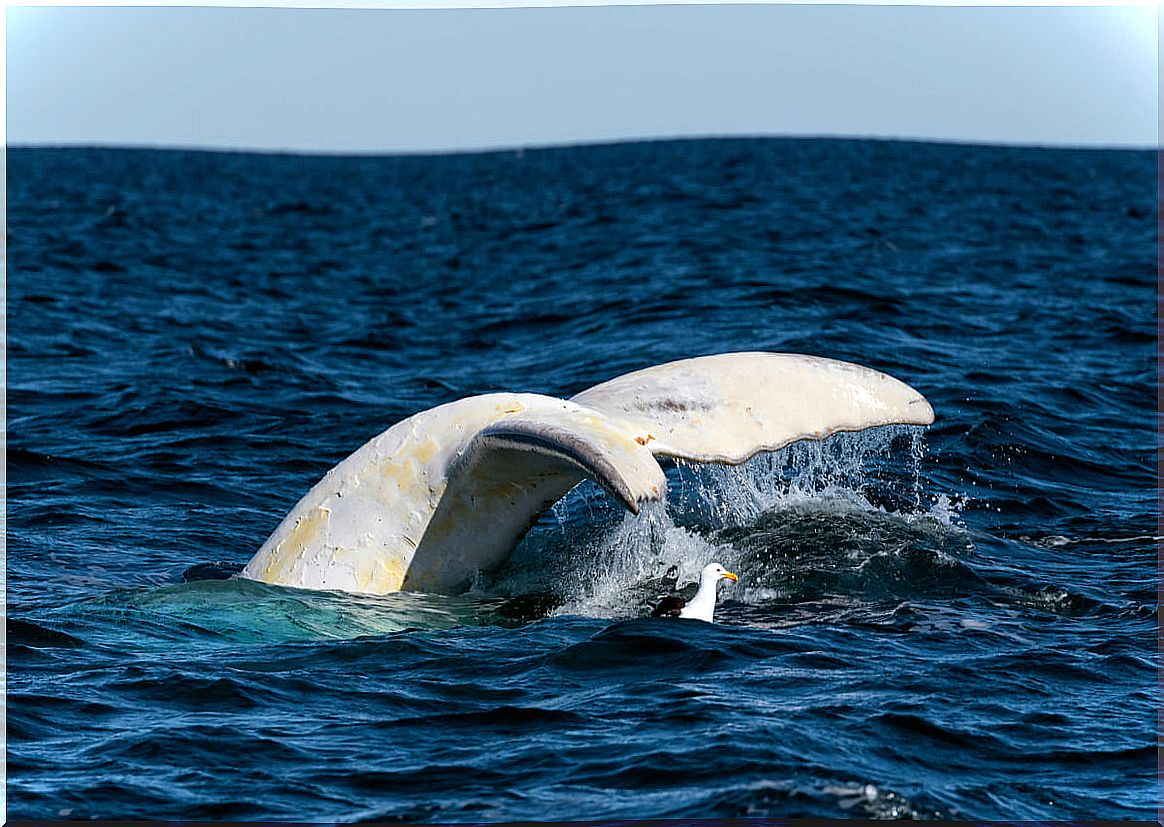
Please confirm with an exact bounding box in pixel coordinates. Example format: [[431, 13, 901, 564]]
[[6, 139, 1157, 821]]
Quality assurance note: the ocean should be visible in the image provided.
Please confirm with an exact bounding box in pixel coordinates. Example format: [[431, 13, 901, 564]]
[[6, 138, 1157, 821]]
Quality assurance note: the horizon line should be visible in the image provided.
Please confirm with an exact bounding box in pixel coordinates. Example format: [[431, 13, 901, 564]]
[[6, 132, 1159, 158]]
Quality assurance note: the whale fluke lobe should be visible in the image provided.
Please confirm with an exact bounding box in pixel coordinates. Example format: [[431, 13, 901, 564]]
[[458, 415, 666, 514], [401, 409, 666, 593], [571, 352, 934, 464], [240, 353, 934, 596]]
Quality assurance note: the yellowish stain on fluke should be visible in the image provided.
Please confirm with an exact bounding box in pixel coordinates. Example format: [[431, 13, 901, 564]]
[[263, 505, 330, 583], [411, 437, 440, 464], [353, 550, 407, 594]]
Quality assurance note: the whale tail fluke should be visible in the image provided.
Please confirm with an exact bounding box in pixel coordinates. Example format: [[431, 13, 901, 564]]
[[242, 352, 934, 596]]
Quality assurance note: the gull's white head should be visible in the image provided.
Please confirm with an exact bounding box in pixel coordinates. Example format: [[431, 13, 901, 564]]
[[701, 562, 739, 585]]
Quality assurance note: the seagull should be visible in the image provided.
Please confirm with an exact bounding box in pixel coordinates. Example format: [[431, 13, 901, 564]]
[[650, 562, 739, 622]]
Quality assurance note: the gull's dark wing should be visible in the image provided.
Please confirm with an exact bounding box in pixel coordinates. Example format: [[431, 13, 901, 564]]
[[650, 596, 687, 618]]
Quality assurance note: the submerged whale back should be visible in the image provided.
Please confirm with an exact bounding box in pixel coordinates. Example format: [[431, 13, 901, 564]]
[[240, 353, 934, 595]]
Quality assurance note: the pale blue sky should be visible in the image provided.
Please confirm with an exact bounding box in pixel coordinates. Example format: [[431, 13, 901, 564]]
[[6, 4, 1158, 152]]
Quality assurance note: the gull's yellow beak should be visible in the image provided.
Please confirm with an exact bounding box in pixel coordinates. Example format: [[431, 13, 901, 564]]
[[723, 571, 739, 582]]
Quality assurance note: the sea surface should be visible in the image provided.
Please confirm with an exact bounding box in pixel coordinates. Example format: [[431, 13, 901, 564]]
[[6, 139, 1157, 821]]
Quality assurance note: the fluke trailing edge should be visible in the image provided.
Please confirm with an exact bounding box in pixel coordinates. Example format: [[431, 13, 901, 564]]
[[240, 352, 935, 596]]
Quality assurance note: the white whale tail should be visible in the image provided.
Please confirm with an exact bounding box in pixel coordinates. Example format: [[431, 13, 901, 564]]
[[240, 352, 934, 595]]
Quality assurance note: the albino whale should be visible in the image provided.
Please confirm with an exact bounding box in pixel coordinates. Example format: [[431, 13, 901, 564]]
[[240, 352, 934, 596]]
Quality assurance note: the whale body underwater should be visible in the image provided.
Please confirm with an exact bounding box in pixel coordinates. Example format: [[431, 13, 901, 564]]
[[239, 352, 934, 596]]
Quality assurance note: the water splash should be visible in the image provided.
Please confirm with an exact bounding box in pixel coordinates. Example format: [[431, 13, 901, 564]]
[[669, 425, 940, 530], [500, 425, 966, 618], [551, 503, 723, 618], [825, 782, 936, 819]]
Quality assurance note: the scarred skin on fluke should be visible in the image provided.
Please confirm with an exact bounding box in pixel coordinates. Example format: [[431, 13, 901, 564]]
[[240, 352, 934, 596]]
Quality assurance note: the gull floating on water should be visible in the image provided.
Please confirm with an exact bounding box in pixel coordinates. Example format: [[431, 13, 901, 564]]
[[650, 562, 739, 622]]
